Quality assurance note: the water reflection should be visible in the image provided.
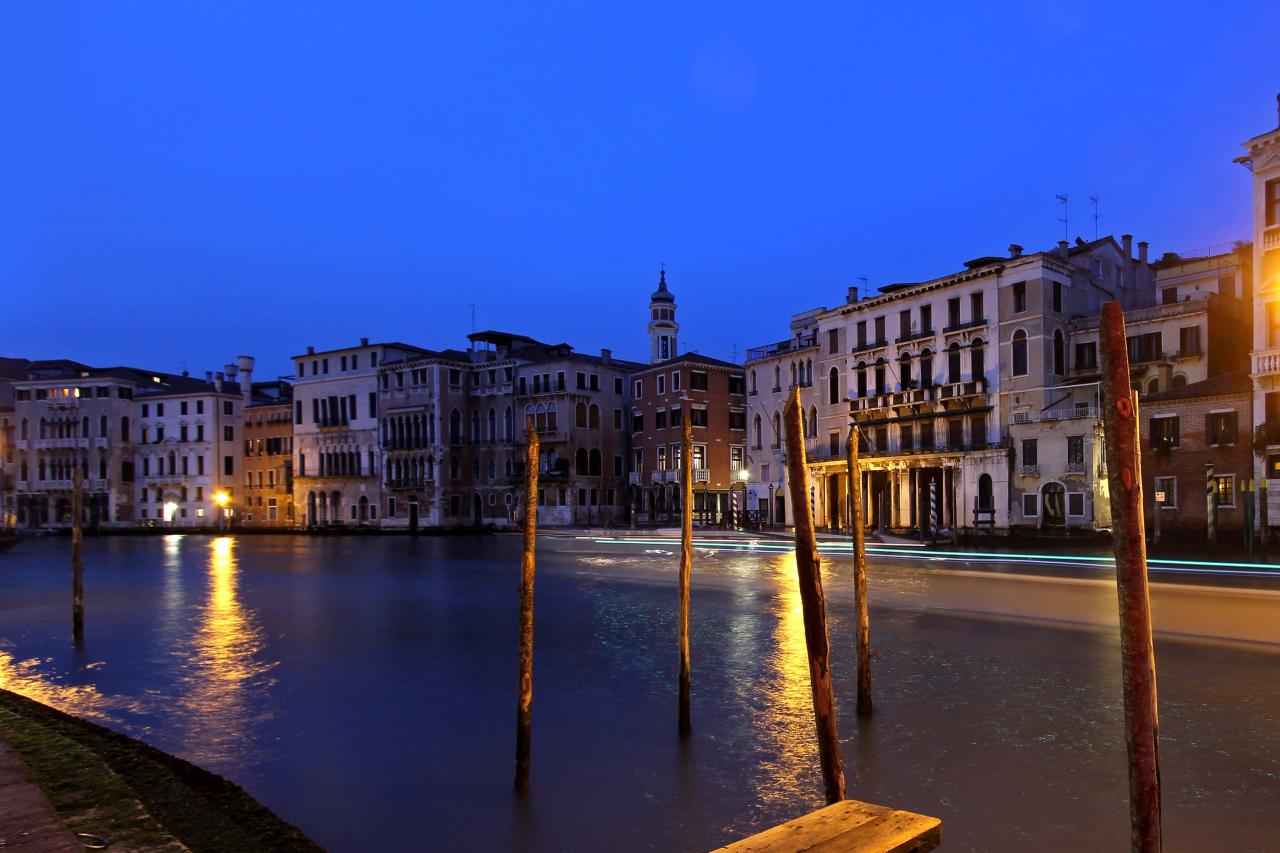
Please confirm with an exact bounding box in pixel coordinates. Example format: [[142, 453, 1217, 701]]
[[171, 536, 275, 769], [753, 552, 819, 811], [0, 650, 144, 722]]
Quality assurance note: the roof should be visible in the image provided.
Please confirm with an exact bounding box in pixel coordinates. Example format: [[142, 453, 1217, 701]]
[[1143, 370, 1252, 404], [636, 352, 741, 373], [0, 357, 31, 380], [650, 268, 675, 304], [292, 341, 432, 360]]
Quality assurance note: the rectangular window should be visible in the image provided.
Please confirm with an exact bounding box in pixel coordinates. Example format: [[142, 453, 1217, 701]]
[[1179, 326, 1201, 357], [856, 320, 867, 347], [690, 372, 708, 391], [1150, 415, 1179, 449], [919, 304, 932, 333], [197, 424, 205, 441], [1052, 281, 1062, 313], [449, 369, 461, 387], [900, 424, 913, 451], [614, 455, 623, 477], [142, 404, 150, 417], [557, 372, 565, 391], [690, 407, 708, 427], [670, 407, 683, 428], [728, 409, 746, 430], [614, 377, 623, 395], [180, 401, 188, 415], [657, 446, 668, 470], [634, 379, 643, 399], [655, 410, 667, 430], [728, 376, 745, 395], [1022, 438, 1038, 466], [576, 372, 587, 389], [828, 328, 839, 354], [829, 432, 841, 456], [224, 425, 233, 441], [1075, 342, 1098, 370], [295, 401, 303, 424], [657, 375, 666, 395], [1067, 492, 1085, 517], [223, 401, 233, 415], [632, 412, 644, 433], [1022, 493, 1038, 518], [369, 392, 377, 418], [1067, 435, 1084, 469], [1206, 411, 1237, 445], [1126, 332, 1162, 364], [1154, 476, 1177, 508], [613, 409, 622, 429], [947, 297, 961, 329], [1214, 475, 1235, 508], [1013, 281, 1027, 313], [899, 309, 912, 338], [224, 455, 234, 475], [874, 316, 886, 343], [197, 455, 205, 475]]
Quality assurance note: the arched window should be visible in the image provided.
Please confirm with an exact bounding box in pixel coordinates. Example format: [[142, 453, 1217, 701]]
[[1171, 374, 1187, 389], [471, 410, 480, 442], [750, 369, 757, 394], [948, 343, 962, 383], [772, 412, 782, 448], [589, 449, 601, 476], [1053, 329, 1065, 375], [81, 416, 89, 437], [808, 406, 818, 438], [1012, 330, 1028, 377], [874, 358, 887, 396], [919, 348, 933, 388], [449, 409, 462, 444], [505, 407, 514, 441], [576, 402, 588, 428], [899, 352, 913, 390], [1147, 377, 1160, 395], [806, 359, 813, 386], [535, 403, 547, 433], [790, 363, 797, 387], [856, 362, 867, 398], [487, 408, 496, 442], [753, 414, 762, 448], [21, 418, 28, 440], [971, 339, 985, 383], [828, 367, 840, 405], [773, 365, 781, 390], [588, 404, 600, 429], [546, 402, 558, 431]]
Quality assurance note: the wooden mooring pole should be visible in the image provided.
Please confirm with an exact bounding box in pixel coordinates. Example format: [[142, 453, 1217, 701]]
[[514, 417, 540, 790], [678, 416, 693, 736], [72, 468, 85, 647], [1098, 301, 1162, 852], [784, 387, 846, 804], [846, 426, 872, 716]]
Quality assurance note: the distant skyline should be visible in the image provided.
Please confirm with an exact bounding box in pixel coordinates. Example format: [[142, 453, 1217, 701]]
[[5, 2, 1280, 379]]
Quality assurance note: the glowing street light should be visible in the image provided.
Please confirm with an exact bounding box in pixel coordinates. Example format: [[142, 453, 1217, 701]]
[[213, 490, 230, 532]]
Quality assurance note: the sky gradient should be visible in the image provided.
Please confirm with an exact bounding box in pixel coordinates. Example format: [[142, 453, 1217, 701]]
[[5, 2, 1279, 379]]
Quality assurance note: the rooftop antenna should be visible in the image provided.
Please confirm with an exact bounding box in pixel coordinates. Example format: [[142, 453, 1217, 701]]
[[731, 344, 738, 363], [1056, 194, 1069, 242], [857, 276, 868, 300], [469, 303, 476, 333], [1089, 195, 1100, 240]]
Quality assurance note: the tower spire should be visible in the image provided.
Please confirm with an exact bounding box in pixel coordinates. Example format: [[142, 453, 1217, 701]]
[[647, 265, 679, 364]]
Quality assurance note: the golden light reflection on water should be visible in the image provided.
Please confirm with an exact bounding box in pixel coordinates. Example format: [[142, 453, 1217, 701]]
[[0, 651, 145, 722], [753, 551, 821, 810], [173, 536, 274, 767]]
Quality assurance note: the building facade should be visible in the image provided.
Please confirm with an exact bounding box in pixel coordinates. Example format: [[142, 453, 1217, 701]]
[[242, 380, 294, 528]]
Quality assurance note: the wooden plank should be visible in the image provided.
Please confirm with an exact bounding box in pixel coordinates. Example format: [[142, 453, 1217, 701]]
[[713, 799, 940, 853]]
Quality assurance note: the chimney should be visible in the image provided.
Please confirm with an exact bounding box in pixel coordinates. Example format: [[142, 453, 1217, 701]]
[[236, 355, 255, 402], [1057, 240, 1070, 260], [360, 337, 369, 347], [1122, 234, 1133, 259], [307, 345, 315, 355], [1008, 243, 1023, 258], [205, 371, 213, 382], [224, 363, 238, 383], [601, 348, 612, 364], [215, 371, 224, 382], [1138, 241, 1149, 264], [1275, 92, 1280, 128]]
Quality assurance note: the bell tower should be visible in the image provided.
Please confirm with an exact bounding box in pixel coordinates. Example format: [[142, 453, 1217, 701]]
[[648, 266, 678, 364]]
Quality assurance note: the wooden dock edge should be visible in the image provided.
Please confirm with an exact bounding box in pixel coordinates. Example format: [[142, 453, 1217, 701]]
[[712, 799, 941, 853]]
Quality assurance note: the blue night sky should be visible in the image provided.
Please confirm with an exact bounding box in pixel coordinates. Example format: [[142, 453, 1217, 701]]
[[4, 2, 1279, 378]]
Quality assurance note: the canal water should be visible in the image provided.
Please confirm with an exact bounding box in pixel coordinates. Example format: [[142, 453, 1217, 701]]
[[1, 534, 1278, 852]]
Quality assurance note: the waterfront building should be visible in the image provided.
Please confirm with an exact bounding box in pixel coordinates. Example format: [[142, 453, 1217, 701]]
[[242, 380, 294, 528], [1139, 371, 1253, 540], [747, 236, 1162, 535], [0, 358, 29, 529], [292, 339, 428, 527], [1237, 98, 1280, 529], [133, 358, 252, 527]]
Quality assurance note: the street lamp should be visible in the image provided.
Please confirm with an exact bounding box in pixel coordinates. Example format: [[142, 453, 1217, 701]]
[[213, 490, 229, 533]]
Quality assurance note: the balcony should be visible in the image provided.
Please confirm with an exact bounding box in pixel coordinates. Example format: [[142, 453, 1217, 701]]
[[745, 334, 818, 362], [889, 386, 933, 407], [851, 338, 889, 354], [943, 317, 988, 334], [693, 468, 710, 483], [1263, 224, 1280, 251], [1254, 347, 1280, 377], [1018, 465, 1040, 477], [628, 472, 641, 486], [1012, 407, 1099, 424], [386, 477, 432, 489], [35, 438, 90, 450], [316, 417, 352, 430], [937, 379, 987, 400], [895, 328, 935, 344], [1065, 461, 1087, 475]]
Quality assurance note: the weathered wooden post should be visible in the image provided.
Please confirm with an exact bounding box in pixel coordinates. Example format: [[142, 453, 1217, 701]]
[[1098, 301, 1162, 852], [678, 416, 693, 736], [514, 416, 540, 790], [72, 468, 85, 647], [846, 426, 872, 717], [785, 387, 846, 804]]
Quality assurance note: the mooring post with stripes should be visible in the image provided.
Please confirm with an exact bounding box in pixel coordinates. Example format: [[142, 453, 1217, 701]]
[[929, 477, 939, 547], [514, 417, 540, 791], [1099, 301, 1162, 853], [784, 386, 846, 804], [1206, 463, 1217, 547]]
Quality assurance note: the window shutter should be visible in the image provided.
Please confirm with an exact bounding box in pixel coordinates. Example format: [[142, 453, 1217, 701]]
[[1204, 413, 1214, 445]]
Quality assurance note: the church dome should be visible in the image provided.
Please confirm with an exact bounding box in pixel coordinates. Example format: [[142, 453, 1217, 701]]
[[650, 268, 675, 304]]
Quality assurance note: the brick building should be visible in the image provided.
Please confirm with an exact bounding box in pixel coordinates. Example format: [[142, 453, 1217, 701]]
[[242, 380, 294, 528], [1140, 370, 1253, 540]]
